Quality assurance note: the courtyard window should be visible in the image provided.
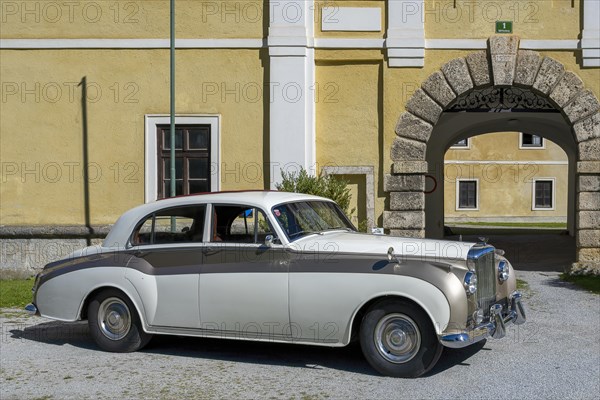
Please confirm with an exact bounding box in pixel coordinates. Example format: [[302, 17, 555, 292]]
[[457, 180, 478, 210], [451, 138, 469, 148], [520, 133, 544, 148], [533, 179, 554, 210]]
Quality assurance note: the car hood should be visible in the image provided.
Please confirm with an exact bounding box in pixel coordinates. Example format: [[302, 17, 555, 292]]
[[288, 231, 476, 263]]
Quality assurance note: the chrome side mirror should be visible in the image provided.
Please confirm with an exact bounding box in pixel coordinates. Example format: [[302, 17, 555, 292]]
[[265, 235, 274, 247]]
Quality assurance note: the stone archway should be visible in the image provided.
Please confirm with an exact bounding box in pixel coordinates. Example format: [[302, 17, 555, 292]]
[[384, 36, 600, 274]]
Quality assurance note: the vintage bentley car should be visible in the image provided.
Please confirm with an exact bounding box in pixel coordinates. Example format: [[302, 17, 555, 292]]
[[27, 191, 525, 378]]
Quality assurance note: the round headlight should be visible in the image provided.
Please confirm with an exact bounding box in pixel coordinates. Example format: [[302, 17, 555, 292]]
[[464, 271, 477, 295], [498, 260, 509, 282]]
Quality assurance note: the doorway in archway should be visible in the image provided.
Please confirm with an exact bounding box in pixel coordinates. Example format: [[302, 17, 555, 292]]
[[438, 130, 575, 271]]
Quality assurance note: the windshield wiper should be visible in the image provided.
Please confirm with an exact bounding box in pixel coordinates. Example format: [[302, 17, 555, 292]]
[[288, 230, 323, 239], [321, 227, 354, 232]]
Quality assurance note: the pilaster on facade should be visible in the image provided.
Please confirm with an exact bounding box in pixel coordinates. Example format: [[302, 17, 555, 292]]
[[268, 1, 316, 188], [386, 0, 425, 68], [582, 0, 600, 67]]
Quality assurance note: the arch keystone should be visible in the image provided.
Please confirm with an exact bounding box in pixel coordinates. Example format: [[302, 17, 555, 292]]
[[489, 36, 519, 86]]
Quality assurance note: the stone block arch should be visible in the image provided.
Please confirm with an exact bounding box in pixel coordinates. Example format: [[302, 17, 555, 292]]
[[384, 36, 600, 274]]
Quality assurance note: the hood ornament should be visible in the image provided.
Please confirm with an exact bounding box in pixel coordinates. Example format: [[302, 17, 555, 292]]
[[478, 237, 489, 245]]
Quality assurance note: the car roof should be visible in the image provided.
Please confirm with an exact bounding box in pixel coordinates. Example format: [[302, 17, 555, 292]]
[[102, 191, 333, 248]]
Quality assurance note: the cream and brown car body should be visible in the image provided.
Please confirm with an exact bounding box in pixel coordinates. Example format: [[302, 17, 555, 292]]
[[27, 191, 525, 377]]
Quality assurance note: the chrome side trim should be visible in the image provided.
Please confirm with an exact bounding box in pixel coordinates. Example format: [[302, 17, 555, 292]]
[[439, 291, 526, 349]]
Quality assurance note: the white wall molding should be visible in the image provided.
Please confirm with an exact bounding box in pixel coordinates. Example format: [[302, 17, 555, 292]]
[[267, 0, 316, 187], [0, 38, 264, 49], [386, 0, 425, 67], [1, 38, 584, 52], [321, 7, 382, 32], [144, 115, 220, 203], [314, 38, 385, 49], [582, 0, 600, 67]]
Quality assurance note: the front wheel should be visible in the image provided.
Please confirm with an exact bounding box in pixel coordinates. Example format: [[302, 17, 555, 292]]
[[87, 289, 152, 352], [359, 299, 442, 378]]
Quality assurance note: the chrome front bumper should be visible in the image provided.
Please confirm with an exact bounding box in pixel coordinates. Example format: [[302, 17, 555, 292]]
[[440, 291, 526, 349]]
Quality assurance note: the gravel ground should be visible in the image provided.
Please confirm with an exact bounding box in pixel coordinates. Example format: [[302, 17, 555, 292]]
[[1, 271, 598, 400]]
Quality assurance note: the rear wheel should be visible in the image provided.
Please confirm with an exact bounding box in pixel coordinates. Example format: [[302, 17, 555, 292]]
[[87, 289, 152, 352], [359, 299, 442, 378]]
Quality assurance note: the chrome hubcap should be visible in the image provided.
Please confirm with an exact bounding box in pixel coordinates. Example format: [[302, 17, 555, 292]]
[[374, 313, 421, 363], [98, 297, 131, 341]]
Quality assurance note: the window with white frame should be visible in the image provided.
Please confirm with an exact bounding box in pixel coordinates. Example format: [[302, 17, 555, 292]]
[[532, 178, 555, 210], [520, 133, 544, 149], [456, 179, 478, 210], [450, 138, 470, 148], [145, 116, 220, 202]]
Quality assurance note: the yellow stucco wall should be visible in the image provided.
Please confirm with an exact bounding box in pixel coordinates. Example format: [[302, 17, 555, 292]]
[[424, 0, 581, 40], [315, 60, 383, 226], [1, 0, 598, 229], [0, 0, 266, 39], [444, 132, 568, 222], [0, 49, 267, 225]]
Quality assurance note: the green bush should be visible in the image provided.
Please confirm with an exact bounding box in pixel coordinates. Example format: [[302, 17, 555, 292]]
[[276, 169, 354, 215]]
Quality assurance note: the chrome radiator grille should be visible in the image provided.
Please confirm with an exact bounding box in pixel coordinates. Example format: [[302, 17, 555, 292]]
[[469, 246, 497, 317]]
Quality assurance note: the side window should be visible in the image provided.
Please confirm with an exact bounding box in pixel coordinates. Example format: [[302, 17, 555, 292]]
[[212, 205, 275, 244], [131, 205, 206, 245]]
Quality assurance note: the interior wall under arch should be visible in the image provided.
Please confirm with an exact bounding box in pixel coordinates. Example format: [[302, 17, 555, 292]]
[[425, 112, 577, 238]]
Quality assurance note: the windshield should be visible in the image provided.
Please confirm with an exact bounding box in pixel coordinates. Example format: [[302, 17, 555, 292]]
[[272, 201, 356, 241]]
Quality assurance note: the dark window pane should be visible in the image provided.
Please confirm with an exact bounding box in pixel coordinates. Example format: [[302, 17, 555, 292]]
[[189, 180, 209, 194], [459, 181, 477, 208], [189, 128, 210, 149], [188, 158, 209, 179], [535, 180, 553, 208], [163, 129, 184, 150], [164, 179, 184, 196], [522, 133, 543, 147], [163, 158, 183, 179]]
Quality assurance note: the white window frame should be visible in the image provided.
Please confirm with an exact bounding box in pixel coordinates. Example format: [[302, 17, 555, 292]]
[[456, 179, 479, 211], [145, 115, 220, 203], [532, 178, 556, 211], [450, 138, 471, 149], [519, 132, 545, 149]]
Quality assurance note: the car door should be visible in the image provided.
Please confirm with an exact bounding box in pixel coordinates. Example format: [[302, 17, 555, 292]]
[[125, 204, 208, 329], [199, 204, 290, 340]]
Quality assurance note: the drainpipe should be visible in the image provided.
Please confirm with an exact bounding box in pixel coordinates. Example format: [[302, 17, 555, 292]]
[[170, 0, 176, 231]]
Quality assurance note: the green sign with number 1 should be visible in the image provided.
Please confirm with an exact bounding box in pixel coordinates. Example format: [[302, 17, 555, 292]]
[[496, 21, 513, 34]]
